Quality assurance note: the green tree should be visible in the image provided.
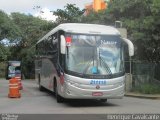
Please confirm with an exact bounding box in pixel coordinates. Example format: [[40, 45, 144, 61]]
[[110, 0, 160, 62], [53, 4, 84, 24], [0, 44, 10, 61], [0, 10, 21, 41], [0, 10, 20, 62], [9, 13, 55, 78]]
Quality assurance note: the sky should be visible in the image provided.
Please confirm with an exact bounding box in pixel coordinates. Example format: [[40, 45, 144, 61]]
[[0, 0, 92, 21]]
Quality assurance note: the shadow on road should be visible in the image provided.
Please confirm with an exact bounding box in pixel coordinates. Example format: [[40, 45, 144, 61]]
[[64, 99, 119, 107], [43, 89, 119, 107]]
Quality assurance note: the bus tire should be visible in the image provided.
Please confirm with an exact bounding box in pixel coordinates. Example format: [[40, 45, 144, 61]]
[[100, 99, 107, 103], [38, 75, 45, 91], [54, 81, 64, 103], [53, 78, 56, 96]]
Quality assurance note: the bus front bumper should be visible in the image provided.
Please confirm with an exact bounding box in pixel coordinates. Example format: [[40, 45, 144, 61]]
[[62, 82, 125, 99]]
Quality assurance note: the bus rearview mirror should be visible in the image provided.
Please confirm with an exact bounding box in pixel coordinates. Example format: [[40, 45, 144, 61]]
[[60, 35, 66, 54], [122, 38, 134, 56]]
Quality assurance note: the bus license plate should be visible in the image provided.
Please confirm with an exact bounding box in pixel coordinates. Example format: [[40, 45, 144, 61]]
[[92, 92, 103, 96]]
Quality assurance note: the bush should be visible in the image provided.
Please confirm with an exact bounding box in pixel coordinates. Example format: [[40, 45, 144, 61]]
[[133, 83, 160, 94], [0, 62, 6, 78]]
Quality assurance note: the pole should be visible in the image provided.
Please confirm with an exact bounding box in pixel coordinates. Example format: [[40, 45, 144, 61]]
[[129, 56, 132, 90]]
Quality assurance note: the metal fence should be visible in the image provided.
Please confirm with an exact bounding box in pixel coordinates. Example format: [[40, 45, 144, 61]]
[[125, 60, 160, 92]]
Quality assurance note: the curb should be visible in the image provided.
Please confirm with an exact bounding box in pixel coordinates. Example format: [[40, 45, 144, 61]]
[[125, 93, 160, 100]]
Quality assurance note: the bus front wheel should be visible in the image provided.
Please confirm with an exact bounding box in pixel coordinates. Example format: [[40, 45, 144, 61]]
[[54, 81, 64, 103], [38, 75, 45, 91], [100, 99, 107, 103]]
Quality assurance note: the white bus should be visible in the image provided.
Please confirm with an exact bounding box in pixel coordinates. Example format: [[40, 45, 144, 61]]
[[35, 23, 134, 103]]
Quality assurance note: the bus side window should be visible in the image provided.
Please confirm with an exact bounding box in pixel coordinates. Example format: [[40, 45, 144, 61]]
[[38, 41, 44, 56], [58, 30, 65, 70], [35, 44, 40, 56], [51, 33, 58, 64]]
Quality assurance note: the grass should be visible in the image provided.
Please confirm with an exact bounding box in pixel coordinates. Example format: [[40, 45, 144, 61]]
[[133, 83, 160, 94]]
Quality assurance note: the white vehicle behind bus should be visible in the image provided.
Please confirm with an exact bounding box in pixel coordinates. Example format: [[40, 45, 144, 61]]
[[35, 23, 134, 103]]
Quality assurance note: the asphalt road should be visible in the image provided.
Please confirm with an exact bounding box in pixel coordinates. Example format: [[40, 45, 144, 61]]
[[0, 79, 160, 115]]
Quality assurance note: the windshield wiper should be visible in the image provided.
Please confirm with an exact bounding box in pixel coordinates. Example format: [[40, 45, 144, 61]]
[[99, 56, 112, 75]]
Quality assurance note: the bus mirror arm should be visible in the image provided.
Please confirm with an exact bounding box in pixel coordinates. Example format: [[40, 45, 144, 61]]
[[60, 35, 66, 54], [122, 38, 134, 57]]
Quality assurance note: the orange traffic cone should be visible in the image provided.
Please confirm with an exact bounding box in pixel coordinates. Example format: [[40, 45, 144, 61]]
[[15, 76, 23, 90], [8, 77, 21, 98]]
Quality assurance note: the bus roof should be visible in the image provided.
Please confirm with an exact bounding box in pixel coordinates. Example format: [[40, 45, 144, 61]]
[[8, 61, 21, 66], [37, 23, 120, 43]]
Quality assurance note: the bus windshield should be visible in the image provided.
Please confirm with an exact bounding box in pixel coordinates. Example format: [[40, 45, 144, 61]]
[[65, 34, 124, 77]]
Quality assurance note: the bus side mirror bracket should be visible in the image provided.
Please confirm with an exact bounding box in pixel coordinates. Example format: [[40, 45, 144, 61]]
[[122, 38, 134, 56], [60, 35, 66, 54]]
